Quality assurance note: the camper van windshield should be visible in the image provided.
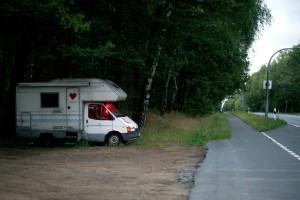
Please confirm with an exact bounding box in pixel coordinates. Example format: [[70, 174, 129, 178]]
[[104, 103, 124, 117]]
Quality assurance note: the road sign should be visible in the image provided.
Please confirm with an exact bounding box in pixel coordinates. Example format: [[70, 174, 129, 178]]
[[263, 80, 272, 89]]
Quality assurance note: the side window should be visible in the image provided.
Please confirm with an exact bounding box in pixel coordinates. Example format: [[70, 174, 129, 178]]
[[88, 104, 111, 120], [41, 93, 59, 108]]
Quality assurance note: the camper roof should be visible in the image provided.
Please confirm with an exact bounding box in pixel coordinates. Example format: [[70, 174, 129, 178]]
[[17, 78, 127, 101], [17, 82, 89, 87], [17, 79, 112, 87]]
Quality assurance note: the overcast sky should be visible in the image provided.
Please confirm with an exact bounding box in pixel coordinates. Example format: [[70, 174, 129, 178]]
[[248, 0, 300, 74]]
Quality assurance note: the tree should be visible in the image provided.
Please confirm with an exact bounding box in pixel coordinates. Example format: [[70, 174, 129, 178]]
[[0, 0, 272, 134], [166, 0, 270, 115], [244, 45, 300, 113], [244, 66, 267, 112], [0, 0, 90, 129]]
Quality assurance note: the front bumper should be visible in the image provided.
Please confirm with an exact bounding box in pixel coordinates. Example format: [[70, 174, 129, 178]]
[[122, 129, 141, 141]]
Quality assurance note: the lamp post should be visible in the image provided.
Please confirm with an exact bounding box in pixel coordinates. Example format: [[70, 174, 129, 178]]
[[265, 47, 300, 118]]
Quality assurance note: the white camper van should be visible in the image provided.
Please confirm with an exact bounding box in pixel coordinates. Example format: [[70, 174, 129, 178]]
[[16, 78, 140, 147]]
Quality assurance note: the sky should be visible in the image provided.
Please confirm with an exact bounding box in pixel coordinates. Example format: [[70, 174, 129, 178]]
[[248, 0, 300, 74]]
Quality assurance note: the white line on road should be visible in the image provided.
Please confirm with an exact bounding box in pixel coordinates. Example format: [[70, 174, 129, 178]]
[[262, 132, 300, 161], [288, 123, 300, 128]]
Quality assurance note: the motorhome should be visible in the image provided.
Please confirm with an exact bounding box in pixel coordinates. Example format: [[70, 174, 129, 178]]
[[16, 78, 140, 147]]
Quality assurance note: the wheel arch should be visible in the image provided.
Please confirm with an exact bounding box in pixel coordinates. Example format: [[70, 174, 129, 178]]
[[105, 131, 123, 145]]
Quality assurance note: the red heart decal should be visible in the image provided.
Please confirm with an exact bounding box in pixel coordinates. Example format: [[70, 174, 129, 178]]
[[69, 93, 77, 100]]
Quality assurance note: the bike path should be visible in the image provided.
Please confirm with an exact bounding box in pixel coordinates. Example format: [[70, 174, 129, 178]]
[[189, 115, 300, 200]]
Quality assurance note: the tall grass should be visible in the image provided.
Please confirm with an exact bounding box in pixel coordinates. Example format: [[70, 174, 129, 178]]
[[185, 113, 231, 147], [231, 111, 287, 132], [133, 112, 231, 147]]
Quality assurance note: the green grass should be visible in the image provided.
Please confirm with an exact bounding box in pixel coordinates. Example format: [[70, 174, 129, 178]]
[[74, 140, 91, 148], [184, 113, 231, 147], [231, 111, 287, 132], [132, 112, 231, 148]]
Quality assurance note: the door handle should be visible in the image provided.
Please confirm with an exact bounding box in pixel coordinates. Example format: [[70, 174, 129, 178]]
[[86, 119, 88, 123]]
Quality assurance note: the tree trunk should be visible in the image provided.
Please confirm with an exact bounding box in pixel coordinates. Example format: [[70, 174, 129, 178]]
[[138, 46, 161, 127], [0, 46, 12, 133], [137, 1, 173, 128], [6, 44, 32, 134], [132, 65, 142, 122], [160, 68, 171, 116], [179, 80, 189, 111], [169, 75, 178, 112]]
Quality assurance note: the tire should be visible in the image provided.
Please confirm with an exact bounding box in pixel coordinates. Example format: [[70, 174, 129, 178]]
[[40, 134, 54, 148], [106, 132, 123, 146]]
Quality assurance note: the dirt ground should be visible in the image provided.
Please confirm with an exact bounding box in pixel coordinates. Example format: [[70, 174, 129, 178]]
[[0, 144, 204, 200]]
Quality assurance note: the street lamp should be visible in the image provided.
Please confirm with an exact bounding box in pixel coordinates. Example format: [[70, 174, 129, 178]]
[[265, 47, 300, 118]]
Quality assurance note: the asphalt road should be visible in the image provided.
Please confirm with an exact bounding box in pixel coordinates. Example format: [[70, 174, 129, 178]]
[[253, 112, 300, 127], [189, 115, 300, 200], [274, 113, 300, 127]]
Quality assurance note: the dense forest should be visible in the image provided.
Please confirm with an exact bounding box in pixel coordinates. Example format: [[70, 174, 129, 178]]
[[0, 0, 271, 134], [223, 44, 300, 113]]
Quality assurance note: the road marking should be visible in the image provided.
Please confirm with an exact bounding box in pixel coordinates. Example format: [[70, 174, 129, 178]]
[[288, 123, 300, 128], [262, 132, 300, 161]]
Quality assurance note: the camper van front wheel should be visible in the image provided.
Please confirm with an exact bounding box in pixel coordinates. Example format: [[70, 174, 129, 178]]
[[106, 132, 123, 146]]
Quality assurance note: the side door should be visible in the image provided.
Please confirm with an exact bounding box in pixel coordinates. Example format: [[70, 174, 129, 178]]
[[66, 88, 80, 131], [84, 103, 113, 142]]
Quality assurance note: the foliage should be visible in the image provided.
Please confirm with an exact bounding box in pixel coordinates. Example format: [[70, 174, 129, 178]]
[[231, 111, 287, 132], [243, 46, 300, 113], [0, 0, 272, 132], [222, 93, 246, 112]]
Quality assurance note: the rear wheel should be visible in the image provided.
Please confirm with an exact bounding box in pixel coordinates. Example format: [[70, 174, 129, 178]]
[[106, 132, 123, 146], [40, 134, 54, 148]]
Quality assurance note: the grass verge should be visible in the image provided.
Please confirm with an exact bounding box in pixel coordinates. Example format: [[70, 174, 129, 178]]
[[133, 112, 231, 148], [231, 111, 287, 132]]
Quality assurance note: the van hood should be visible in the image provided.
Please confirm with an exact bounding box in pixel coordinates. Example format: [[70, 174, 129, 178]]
[[119, 116, 138, 129]]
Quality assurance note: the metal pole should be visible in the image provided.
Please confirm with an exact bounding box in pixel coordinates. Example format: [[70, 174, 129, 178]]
[[265, 47, 300, 118]]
